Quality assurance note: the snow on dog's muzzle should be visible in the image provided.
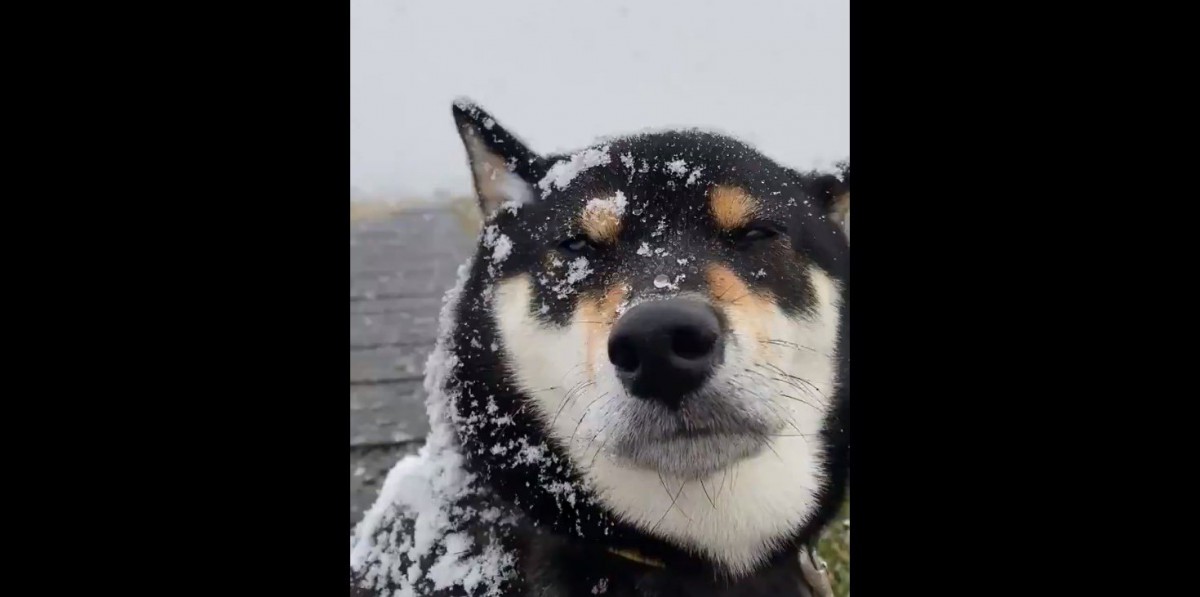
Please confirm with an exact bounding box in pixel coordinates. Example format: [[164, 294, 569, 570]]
[[606, 298, 724, 407]]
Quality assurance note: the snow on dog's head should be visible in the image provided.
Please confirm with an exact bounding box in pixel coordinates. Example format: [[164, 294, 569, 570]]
[[439, 100, 850, 576]]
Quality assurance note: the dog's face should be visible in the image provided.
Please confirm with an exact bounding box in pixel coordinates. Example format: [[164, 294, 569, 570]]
[[450, 100, 848, 575]]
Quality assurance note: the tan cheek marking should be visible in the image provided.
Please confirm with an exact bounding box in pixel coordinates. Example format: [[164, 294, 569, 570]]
[[709, 185, 759, 231], [706, 264, 775, 355], [579, 205, 622, 244], [579, 283, 628, 380], [830, 191, 850, 227]]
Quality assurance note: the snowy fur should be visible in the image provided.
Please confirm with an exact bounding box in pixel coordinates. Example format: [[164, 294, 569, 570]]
[[537, 146, 612, 197], [351, 259, 520, 596]]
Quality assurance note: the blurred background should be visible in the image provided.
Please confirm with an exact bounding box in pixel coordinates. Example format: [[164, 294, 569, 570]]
[[350, 0, 849, 592]]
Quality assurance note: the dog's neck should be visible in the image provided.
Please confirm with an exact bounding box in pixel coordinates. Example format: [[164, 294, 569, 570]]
[[519, 526, 829, 596]]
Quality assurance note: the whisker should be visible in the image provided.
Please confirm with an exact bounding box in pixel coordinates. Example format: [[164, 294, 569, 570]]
[[580, 397, 614, 454], [727, 291, 754, 304], [743, 366, 822, 403], [699, 478, 716, 509], [551, 380, 594, 428], [587, 430, 614, 470], [569, 392, 609, 446], [717, 466, 730, 501], [557, 363, 586, 385], [651, 478, 690, 534], [758, 338, 819, 353], [780, 392, 823, 411], [715, 280, 736, 301], [761, 363, 830, 399], [764, 441, 783, 462], [759, 398, 810, 437]]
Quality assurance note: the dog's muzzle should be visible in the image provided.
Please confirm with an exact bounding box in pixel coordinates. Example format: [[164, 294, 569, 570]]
[[606, 298, 724, 407]]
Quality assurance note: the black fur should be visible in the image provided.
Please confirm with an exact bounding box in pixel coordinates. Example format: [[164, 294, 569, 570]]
[[350, 101, 850, 596]]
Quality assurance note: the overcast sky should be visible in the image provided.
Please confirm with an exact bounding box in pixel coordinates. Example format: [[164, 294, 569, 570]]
[[351, 0, 849, 201]]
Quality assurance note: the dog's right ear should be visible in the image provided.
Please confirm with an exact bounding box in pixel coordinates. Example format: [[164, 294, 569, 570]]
[[452, 99, 545, 218], [807, 161, 850, 241]]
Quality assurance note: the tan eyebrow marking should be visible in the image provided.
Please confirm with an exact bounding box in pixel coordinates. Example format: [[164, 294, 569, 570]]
[[578, 194, 625, 244], [709, 185, 759, 231]]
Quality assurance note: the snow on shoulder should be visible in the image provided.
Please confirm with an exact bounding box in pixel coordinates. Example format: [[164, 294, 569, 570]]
[[350, 258, 517, 596]]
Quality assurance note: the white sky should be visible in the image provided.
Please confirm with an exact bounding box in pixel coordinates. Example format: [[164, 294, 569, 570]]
[[351, 0, 848, 201]]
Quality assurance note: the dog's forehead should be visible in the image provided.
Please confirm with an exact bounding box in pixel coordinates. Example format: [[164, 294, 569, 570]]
[[539, 131, 799, 226]]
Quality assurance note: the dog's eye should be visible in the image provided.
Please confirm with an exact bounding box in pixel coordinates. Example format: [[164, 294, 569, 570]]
[[559, 236, 595, 255], [741, 228, 775, 241], [732, 223, 780, 245]]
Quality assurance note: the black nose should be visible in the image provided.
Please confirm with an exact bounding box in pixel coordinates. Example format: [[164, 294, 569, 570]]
[[607, 299, 724, 406]]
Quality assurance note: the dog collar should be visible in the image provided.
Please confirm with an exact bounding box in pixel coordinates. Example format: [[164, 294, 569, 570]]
[[606, 544, 833, 595], [606, 547, 666, 569]]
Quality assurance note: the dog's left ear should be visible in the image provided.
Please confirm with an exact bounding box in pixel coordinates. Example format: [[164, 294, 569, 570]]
[[807, 162, 850, 241], [452, 99, 545, 218]]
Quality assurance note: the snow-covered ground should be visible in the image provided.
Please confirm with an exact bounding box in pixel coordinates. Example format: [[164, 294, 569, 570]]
[[350, 0, 849, 203]]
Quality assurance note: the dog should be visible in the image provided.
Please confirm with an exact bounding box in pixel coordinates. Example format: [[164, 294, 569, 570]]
[[349, 99, 850, 596]]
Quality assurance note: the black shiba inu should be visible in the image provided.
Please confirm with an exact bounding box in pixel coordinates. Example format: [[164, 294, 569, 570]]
[[350, 99, 850, 596]]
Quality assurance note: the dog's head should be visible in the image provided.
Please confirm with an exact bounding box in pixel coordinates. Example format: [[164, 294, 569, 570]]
[[447, 99, 849, 576]]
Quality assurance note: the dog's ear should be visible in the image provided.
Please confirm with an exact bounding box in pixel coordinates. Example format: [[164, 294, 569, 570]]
[[452, 99, 545, 218], [806, 161, 850, 241]]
